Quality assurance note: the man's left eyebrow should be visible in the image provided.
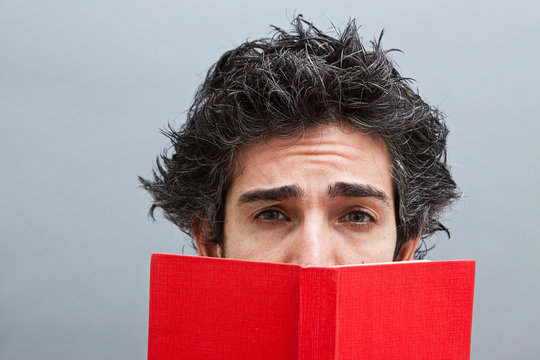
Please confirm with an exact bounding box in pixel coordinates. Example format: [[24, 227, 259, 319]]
[[327, 182, 391, 206]]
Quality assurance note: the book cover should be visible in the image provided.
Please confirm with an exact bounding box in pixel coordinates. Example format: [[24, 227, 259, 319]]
[[148, 254, 475, 359]]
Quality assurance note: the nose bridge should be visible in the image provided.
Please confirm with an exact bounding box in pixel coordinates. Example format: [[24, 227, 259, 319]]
[[290, 212, 333, 266]]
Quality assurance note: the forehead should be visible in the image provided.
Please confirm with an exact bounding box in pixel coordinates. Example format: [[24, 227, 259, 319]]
[[230, 124, 393, 196]]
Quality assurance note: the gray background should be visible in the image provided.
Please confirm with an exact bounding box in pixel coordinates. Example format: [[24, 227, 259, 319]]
[[1, 0, 538, 358]]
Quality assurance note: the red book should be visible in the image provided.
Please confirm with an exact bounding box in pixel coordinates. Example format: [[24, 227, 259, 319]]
[[148, 254, 475, 359]]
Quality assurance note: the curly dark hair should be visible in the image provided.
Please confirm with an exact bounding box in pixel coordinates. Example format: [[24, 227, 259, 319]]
[[140, 16, 460, 259]]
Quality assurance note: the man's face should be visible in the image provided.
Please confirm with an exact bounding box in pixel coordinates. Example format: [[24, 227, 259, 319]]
[[196, 124, 418, 265]]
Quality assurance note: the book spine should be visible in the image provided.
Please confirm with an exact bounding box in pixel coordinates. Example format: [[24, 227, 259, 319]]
[[298, 267, 340, 360]]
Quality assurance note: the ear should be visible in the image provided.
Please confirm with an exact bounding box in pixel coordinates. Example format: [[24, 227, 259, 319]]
[[395, 236, 421, 261], [191, 216, 220, 257]]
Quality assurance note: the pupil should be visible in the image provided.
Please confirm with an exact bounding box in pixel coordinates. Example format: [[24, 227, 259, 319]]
[[352, 212, 363, 221], [265, 211, 278, 219]]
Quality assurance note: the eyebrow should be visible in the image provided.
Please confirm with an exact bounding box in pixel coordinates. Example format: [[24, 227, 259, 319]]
[[236, 185, 305, 205], [327, 182, 391, 206], [236, 182, 390, 206]]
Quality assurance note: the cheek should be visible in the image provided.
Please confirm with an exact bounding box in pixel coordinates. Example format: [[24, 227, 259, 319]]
[[222, 211, 258, 258], [345, 225, 396, 263], [379, 230, 398, 261], [222, 213, 290, 262]]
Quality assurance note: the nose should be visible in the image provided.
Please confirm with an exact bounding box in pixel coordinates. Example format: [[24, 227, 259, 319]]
[[283, 216, 336, 266]]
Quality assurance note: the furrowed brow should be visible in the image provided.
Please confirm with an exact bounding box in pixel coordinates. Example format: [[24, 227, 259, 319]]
[[236, 185, 305, 206], [327, 182, 390, 206]]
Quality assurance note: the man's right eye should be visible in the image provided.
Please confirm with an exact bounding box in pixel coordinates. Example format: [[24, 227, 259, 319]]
[[255, 209, 286, 221]]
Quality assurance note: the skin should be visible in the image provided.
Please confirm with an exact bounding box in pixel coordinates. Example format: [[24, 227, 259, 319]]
[[195, 123, 419, 265]]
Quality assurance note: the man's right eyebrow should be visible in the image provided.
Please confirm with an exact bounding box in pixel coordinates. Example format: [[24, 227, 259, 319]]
[[236, 185, 305, 205]]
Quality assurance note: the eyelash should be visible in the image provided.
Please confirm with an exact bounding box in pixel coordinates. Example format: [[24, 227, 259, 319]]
[[253, 209, 288, 224], [253, 209, 376, 226], [338, 209, 376, 226]]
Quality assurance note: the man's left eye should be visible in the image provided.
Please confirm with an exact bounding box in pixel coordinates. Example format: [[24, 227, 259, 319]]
[[340, 211, 373, 223]]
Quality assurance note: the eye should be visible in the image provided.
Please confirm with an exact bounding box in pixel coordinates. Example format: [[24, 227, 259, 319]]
[[340, 210, 374, 224], [255, 209, 286, 222]]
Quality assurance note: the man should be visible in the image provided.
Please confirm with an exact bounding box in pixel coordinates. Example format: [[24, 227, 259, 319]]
[[140, 16, 459, 265]]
